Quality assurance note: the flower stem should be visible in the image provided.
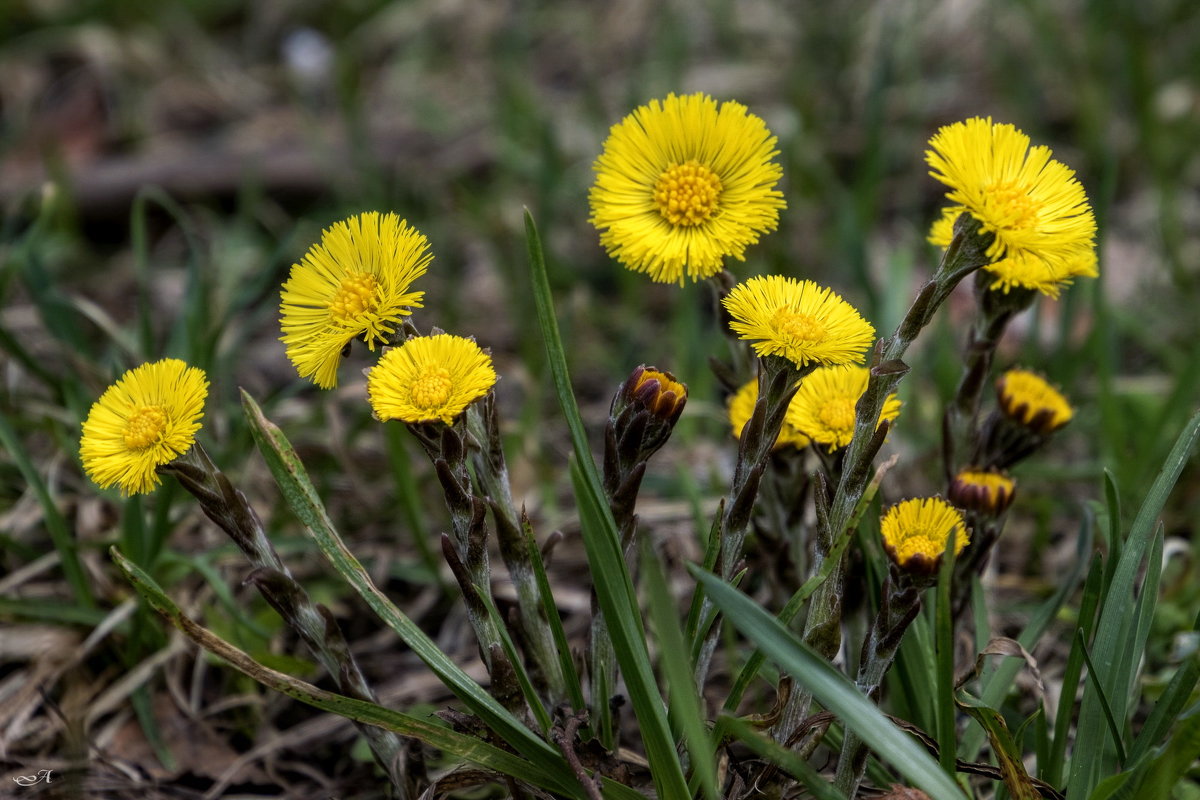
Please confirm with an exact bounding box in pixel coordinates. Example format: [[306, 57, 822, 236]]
[[467, 395, 568, 704], [772, 214, 994, 743], [160, 445, 410, 792]]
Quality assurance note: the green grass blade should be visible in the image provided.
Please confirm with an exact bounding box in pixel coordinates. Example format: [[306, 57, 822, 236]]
[[1076, 628, 1128, 766], [1044, 553, 1105, 786], [524, 516, 587, 713], [1125, 610, 1200, 764], [240, 390, 584, 797], [474, 585, 553, 735], [641, 539, 718, 800], [963, 513, 1093, 760], [955, 692, 1041, 800], [1120, 710, 1200, 800], [935, 532, 957, 775], [718, 714, 847, 800], [110, 546, 600, 797], [527, 208, 690, 800], [1066, 410, 1200, 798], [691, 566, 965, 800], [0, 412, 94, 609], [570, 461, 691, 800]]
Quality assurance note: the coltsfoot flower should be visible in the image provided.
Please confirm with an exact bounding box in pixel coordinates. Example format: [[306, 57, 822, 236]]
[[786, 365, 901, 452], [949, 468, 1016, 516], [880, 497, 970, 575], [997, 368, 1073, 434], [722, 275, 876, 369], [367, 334, 497, 425], [589, 92, 785, 284], [728, 379, 810, 450], [615, 366, 688, 424], [926, 117, 1097, 298], [280, 212, 432, 388], [80, 358, 209, 496]]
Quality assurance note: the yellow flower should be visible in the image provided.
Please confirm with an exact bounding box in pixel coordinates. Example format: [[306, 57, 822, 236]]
[[589, 92, 785, 284], [949, 468, 1016, 516], [786, 365, 901, 452], [728, 379, 810, 450], [722, 275, 876, 368], [80, 359, 208, 496], [280, 212, 431, 388], [926, 117, 1097, 298], [996, 369, 1073, 433], [367, 334, 497, 425], [880, 497, 970, 575]]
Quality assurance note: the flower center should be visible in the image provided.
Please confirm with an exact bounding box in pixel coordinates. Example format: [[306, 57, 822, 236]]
[[124, 406, 168, 450], [818, 398, 856, 432], [411, 366, 453, 410], [770, 309, 826, 342], [984, 180, 1039, 231], [329, 272, 378, 324], [654, 160, 722, 227]]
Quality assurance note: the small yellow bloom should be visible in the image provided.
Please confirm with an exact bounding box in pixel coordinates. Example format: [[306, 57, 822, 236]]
[[949, 468, 1016, 516], [367, 334, 497, 425], [880, 498, 970, 574], [280, 212, 431, 389], [728, 379, 810, 450], [786, 365, 901, 452], [722, 275, 876, 369], [589, 93, 785, 284], [996, 369, 1073, 433], [80, 359, 208, 496], [926, 117, 1097, 298]]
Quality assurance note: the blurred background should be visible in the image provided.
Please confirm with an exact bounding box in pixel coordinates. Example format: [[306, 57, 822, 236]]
[[1, 0, 1197, 796]]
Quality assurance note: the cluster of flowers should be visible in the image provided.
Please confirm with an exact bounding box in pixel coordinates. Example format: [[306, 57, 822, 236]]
[[74, 87, 1096, 798], [587, 93, 1092, 573], [80, 212, 501, 495], [80, 92, 1094, 579]]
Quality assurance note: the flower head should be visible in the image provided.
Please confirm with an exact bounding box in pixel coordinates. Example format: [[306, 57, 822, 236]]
[[949, 468, 1016, 516], [880, 497, 970, 575], [728, 379, 810, 450], [996, 369, 1073, 434], [722, 275, 876, 368], [926, 117, 1097, 298], [80, 359, 208, 496], [280, 212, 432, 388], [589, 93, 785, 284], [786, 365, 901, 452], [367, 334, 497, 425]]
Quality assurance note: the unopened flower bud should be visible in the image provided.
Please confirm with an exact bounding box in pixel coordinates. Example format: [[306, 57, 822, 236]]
[[949, 468, 1016, 516], [607, 366, 687, 486], [615, 365, 687, 425]]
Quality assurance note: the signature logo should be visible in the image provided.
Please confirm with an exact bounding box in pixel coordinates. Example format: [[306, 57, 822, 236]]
[[13, 769, 54, 787]]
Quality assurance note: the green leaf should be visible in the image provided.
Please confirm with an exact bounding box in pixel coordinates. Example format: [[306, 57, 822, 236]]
[[524, 516, 587, 713], [0, 412, 94, 609], [110, 546, 643, 798], [1125, 610, 1200, 764], [955, 692, 1040, 800], [527, 209, 690, 800], [642, 539, 718, 800], [239, 390, 584, 798], [1067, 410, 1200, 798], [963, 513, 1093, 760], [1044, 552, 1105, 787], [691, 566, 965, 800]]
